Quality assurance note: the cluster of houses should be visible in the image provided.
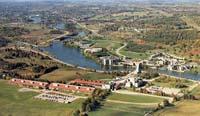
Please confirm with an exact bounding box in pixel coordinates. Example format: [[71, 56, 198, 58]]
[[10, 72, 146, 94], [144, 52, 195, 72], [84, 47, 135, 67], [103, 62, 145, 90], [103, 75, 145, 91], [10, 78, 95, 93]]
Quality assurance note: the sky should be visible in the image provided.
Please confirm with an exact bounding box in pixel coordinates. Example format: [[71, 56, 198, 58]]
[[1, 0, 200, 3]]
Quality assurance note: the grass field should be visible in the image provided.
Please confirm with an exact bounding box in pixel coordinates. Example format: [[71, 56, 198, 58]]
[[40, 68, 114, 82], [151, 76, 194, 89], [92, 39, 122, 50], [190, 85, 200, 97], [107, 93, 164, 103], [120, 50, 150, 60], [89, 102, 156, 116], [154, 100, 200, 116], [0, 80, 83, 116]]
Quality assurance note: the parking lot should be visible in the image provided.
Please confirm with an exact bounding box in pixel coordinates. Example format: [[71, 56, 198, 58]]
[[35, 92, 77, 104]]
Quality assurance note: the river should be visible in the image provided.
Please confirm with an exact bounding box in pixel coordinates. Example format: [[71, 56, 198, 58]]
[[41, 32, 200, 80]]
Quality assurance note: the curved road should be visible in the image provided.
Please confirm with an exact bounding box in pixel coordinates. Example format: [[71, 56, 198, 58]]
[[116, 42, 127, 59]]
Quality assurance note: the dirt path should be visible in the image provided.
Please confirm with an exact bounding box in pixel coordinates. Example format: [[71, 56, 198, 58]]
[[116, 42, 127, 58]]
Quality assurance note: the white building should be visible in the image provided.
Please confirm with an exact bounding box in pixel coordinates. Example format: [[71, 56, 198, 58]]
[[126, 77, 144, 88], [84, 48, 103, 53]]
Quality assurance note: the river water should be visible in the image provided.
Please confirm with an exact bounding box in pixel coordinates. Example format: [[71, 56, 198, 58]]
[[41, 31, 200, 80], [42, 41, 134, 71]]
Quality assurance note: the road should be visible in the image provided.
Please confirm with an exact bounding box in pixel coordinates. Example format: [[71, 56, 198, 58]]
[[116, 42, 127, 59], [40, 31, 70, 45], [71, 18, 103, 37]]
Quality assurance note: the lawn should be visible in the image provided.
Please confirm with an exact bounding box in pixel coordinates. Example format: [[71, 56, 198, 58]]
[[40, 68, 114, 82], [107, 93, 164, 103], [92, 39, 122, 50], [120, 50, 150, 60], [190, 85, 200, 97], [0, 80, 83, 116], [151, 76, 194, 89], [154, 100, 200, 116], [89, 102, 156, 116]]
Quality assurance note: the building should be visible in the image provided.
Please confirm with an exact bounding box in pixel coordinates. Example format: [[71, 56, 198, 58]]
[[134, 62, 142, 74], [49, 83, 95, 93], [100, 56, 121, 65], [69, 79, 104, 88], [84, 48, 103, 54], [10, 78, 48, 89], [102, 83, 111, 90], [126, 77, 144, 88], [122, 60, 134, 66]]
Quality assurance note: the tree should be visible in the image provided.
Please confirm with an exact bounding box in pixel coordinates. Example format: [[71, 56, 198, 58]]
[[73, 110, 80, 116], [86, 104, 92, 112], [162, 99, 170, 107], [81, 102, 87, 112]]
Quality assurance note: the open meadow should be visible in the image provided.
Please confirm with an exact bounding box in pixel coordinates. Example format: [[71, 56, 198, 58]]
[[0, 80, 83, 116], [40, 68, 114, 82], [154, 100, 200, 116], [89, 102, 156, 116], [107, 93, 164, 104]]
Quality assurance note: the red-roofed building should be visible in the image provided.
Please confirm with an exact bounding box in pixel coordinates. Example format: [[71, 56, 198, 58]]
[[69, 79, 104, 88], [10, 78, 48, 89], [49, 83, 95, 93]]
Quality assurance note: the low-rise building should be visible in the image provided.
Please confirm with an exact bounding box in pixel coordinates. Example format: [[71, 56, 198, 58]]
[[126, 77, 144, 88], [69, 79, 104, 88], [10, 78, 48, 89], [102, 83, 111, 90], [84, 48, 103, 54], [49, 83, 95, 93], [100, 56, 121, 65]]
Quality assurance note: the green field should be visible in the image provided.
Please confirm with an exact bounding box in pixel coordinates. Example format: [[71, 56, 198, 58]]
[[154, 100, 200, 116], [40, 68, 114, 82], [190, 85, 200, 97], [151, 76, 194, 89], [107, 93, 164, 103], [89, 102, 156, 116], [92, 39, 122, 50], [0, 80, 83, 116], [120, 50, 150, 60]]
